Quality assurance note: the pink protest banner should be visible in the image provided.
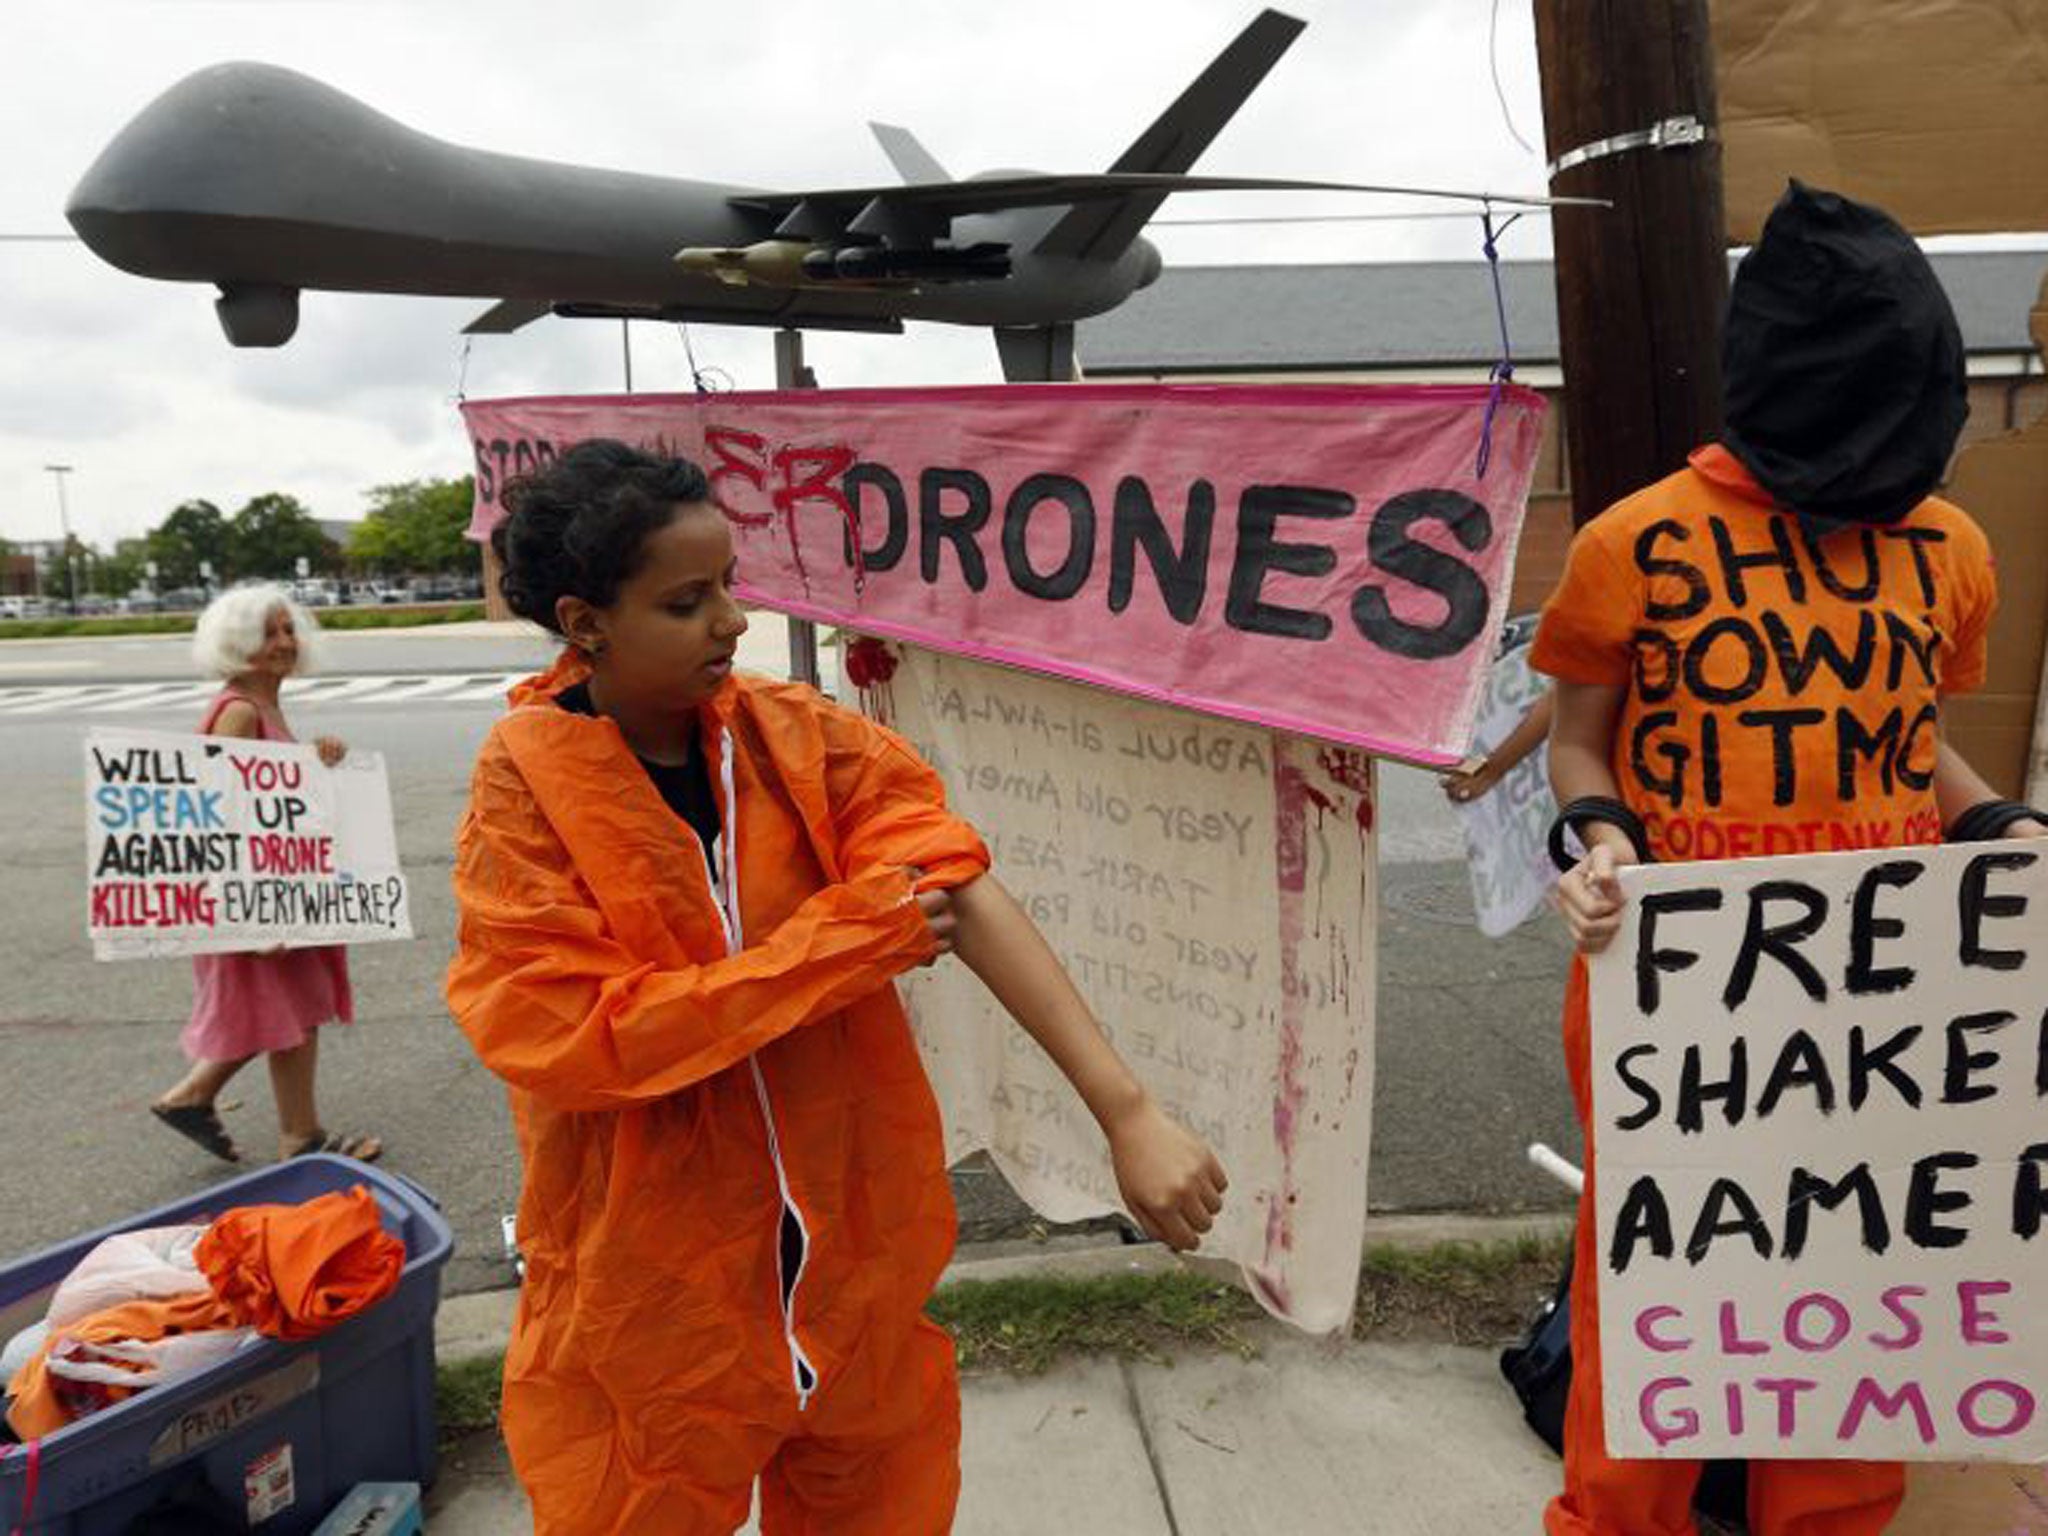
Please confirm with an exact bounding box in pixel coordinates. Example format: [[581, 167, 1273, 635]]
[[461, 382, 1545, 764]]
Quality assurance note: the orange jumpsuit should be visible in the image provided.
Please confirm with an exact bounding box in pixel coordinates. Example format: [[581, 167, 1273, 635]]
[[446, 654, 989, 1535], [1533, 446, 1995, 1535]]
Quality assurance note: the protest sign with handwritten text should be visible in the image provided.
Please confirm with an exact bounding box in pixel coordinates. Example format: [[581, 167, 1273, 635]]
[[462, 382, 1544, 765], [85, 728, 411, 960], [1590, 842, 2048, 1459], [874, 647, 1377, 1333], [1455, 627, 1556, 937]]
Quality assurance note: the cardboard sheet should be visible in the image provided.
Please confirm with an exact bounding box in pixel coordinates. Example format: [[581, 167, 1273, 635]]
[[1715, 0, 2048, 243]]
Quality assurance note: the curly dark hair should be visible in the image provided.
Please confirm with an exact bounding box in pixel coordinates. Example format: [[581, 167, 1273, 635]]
[[491, 439, 714, 633]]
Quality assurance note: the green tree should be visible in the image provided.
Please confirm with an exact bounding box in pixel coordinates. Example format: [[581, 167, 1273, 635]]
[[147, 500, 230, 588], [352, 478, 476, 575], [99, 536, 150, 598], [41, 535, 94, 603], [228, 492, 338, 579]]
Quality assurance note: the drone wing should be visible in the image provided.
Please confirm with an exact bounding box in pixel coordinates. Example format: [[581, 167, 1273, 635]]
[[728, 170, 1573, 246]]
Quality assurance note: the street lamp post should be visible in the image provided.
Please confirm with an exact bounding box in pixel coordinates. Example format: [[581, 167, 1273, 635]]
[[43, 464, 77, 615]]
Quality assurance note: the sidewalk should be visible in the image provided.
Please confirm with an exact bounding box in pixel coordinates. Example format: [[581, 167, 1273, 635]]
[[427, 1330, 1558, 1535], [422, 1227, 2048, 1536]]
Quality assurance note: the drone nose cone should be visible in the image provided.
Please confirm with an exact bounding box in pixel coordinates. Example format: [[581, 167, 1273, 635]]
[[66, 62, 408, 277], [1133, 238, 1163, 290]]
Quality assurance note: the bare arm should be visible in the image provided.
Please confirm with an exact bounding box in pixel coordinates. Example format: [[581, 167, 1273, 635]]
[[1933, 736, 2000, 828], [1933, 735, 2048, 839], [1547, 681, 1625, 813], [1547, 681, 1637, 953], [207, 700, 262, 741], [1444, 691, 1555, 802], [945, 873, 1227, 1251]]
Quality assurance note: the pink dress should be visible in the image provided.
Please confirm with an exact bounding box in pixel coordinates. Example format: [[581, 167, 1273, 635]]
[[180, 689, 355, 1062]]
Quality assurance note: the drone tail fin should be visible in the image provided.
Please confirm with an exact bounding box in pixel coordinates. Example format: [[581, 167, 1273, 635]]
[[1033, 7, 1304, 260], [869, 123, 951, 185]]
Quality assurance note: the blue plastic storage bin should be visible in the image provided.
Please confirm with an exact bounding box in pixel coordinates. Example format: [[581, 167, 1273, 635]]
[[0, 1155, 453, 1534]]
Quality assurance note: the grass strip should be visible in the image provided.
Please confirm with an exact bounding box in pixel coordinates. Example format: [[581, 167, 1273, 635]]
[[930, 1268, 1260, 1376], [1351, 1230, 1571, 1346], [436, 1352, 505, 1443], [430, 1231, 1573, 1438], [0, 603, 485, 640]]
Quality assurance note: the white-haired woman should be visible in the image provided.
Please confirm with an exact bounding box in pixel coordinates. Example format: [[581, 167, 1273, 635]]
[[148, 582, 381, 1163]]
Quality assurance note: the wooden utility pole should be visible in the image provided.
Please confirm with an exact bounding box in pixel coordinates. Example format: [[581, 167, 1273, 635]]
[[1535, 0, 1728, 528]]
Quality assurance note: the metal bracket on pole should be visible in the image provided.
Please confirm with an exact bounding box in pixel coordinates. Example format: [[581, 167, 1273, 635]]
[[775, 328, 823, 690], [1546, 114, 1715, 182]]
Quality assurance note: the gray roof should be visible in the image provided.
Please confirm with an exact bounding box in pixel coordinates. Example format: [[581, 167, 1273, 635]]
[[1079, 252, 2048, 374]]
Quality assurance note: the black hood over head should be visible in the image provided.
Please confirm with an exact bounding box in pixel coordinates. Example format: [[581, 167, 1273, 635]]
[[1722, 181, 1967, 527]]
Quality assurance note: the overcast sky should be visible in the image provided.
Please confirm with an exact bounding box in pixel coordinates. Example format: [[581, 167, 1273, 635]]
[[0, 0, 1583, 549]]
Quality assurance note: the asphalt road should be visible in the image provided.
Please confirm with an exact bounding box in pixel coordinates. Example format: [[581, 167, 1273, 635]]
[[0, 620, 563, 685], [0, 623, 1578, 1296]]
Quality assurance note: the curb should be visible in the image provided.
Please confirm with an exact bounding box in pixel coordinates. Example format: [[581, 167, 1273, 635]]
[[433, 1209, 1574, 1364]]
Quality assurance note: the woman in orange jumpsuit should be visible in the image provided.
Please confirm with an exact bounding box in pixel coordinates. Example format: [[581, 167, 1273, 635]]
[[446, 439, 1226, 1535]]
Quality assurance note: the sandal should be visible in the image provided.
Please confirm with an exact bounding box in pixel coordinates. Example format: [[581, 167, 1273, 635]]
[[287, 1129, 383, 1164], [151, 1102, 242, 1163]]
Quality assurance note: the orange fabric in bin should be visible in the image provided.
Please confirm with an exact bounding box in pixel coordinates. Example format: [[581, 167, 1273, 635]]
[[445, 653, 989, 1534], [6, 1187, 403, 1438], [195, 1186, 404, 1341], [6, 1291, 225, 1439]]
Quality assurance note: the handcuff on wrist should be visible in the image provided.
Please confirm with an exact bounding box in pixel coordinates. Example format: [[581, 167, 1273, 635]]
[[1548, 796, 1653, 874], [1946, 799, 2048, 844]]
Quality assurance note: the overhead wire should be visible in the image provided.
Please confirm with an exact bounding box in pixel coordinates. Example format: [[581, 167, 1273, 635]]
[[1489, 0, 1538, 156]]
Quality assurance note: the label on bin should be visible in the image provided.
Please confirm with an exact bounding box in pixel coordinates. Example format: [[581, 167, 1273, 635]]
[[149, 1353, 321, 1465], [244, 1442, 296, 1523]]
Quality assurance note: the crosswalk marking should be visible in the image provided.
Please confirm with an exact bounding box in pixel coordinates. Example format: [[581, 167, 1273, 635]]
[[0, 684, 109, 714], [0, 683, 172, 715], [350, 675, 475, 704], [94, 682, 218, 714], [441, 675, 534, 702], [0, 673, 529, 718]]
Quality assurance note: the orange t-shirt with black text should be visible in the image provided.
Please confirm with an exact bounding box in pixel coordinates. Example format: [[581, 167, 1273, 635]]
[[1531, 444, 1996, 863]]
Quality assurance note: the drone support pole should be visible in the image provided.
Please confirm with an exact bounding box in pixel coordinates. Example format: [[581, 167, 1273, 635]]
[[993, 324, 1077, 385], [776, 328, 823, 689]]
